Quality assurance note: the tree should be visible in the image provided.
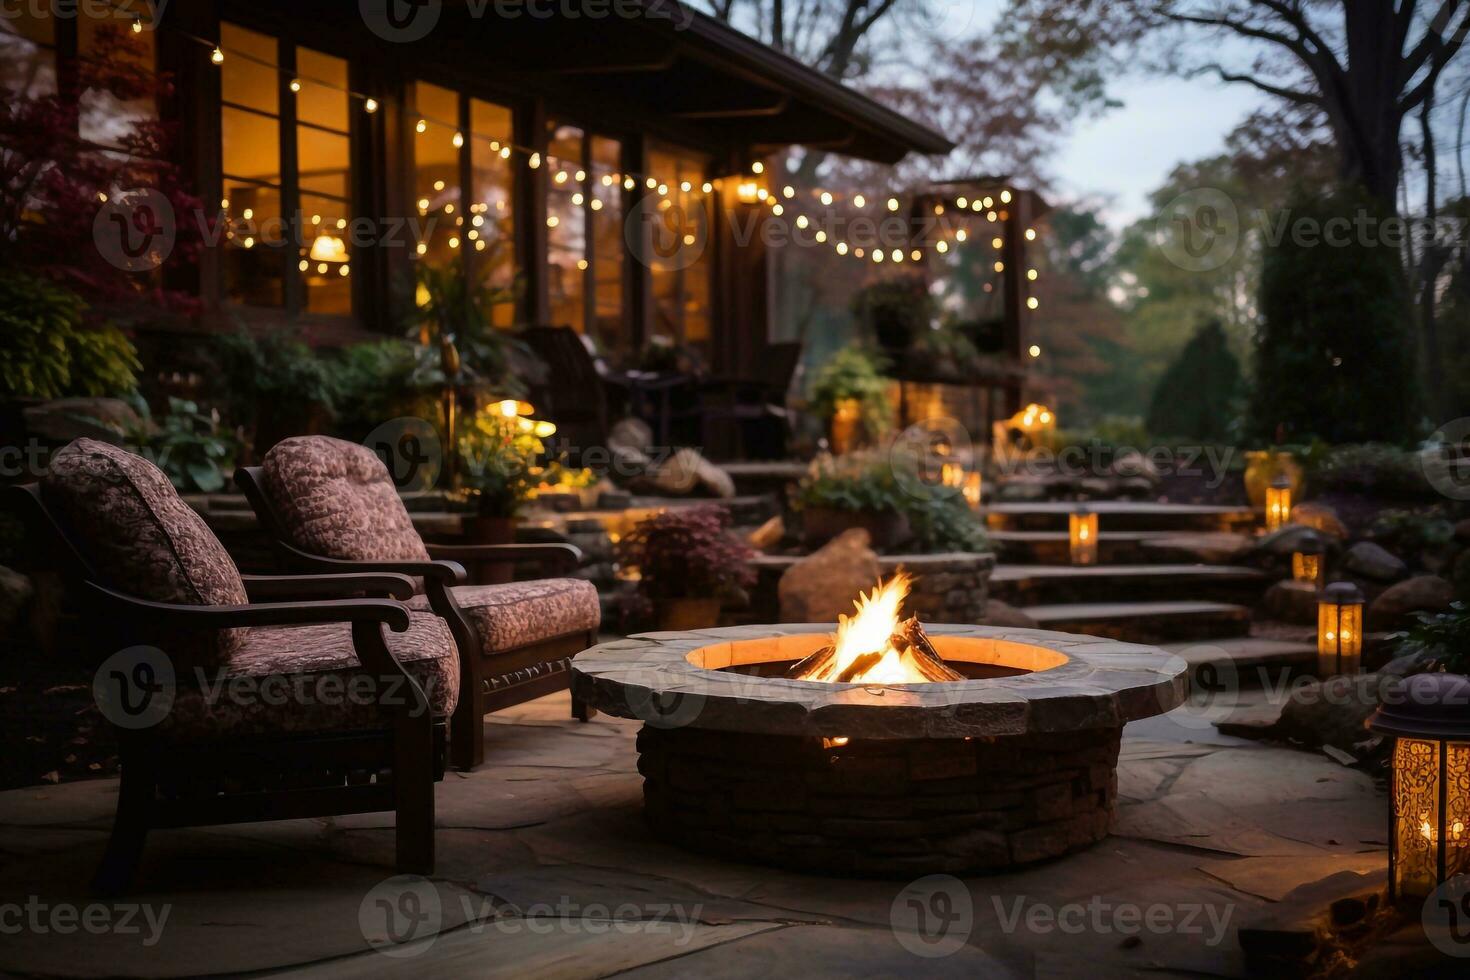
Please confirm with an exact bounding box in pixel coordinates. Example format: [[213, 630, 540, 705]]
[[1002, 0, 1470, 209], [1249, 187, 1416, 443], [1146, 319, 1242, 440]]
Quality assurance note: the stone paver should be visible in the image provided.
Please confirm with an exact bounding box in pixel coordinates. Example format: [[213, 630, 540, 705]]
[[0, 690, 1415, 979]]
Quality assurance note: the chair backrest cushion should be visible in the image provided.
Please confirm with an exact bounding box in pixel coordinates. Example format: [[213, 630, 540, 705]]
[[42, 438, 248, 666], [261, 436, 430, 563]]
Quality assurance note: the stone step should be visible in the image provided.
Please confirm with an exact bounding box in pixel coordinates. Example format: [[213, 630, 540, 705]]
[[1159, 636, 1318, 690], [992, 563, 1268, 606], [1023, 600, 1253, 645], [983, 501, 1258, 533]]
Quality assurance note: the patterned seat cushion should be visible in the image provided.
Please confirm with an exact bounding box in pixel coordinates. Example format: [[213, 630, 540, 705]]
[[164, 611, 459, 738], [261, 436, 430, 562], [408, 579, 600, 652], [42, 439, 249, 667]]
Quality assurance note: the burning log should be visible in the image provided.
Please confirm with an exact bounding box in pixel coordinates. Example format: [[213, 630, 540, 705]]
[[896, 618, 964, 681], [833, 652, 884, 683], [785, 644, 835, 679]]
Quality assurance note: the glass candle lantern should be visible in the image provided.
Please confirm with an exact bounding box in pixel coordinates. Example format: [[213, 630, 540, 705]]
[[1368, 673, 1470, 905], [1265, 473, 1292, 532], [1291, 534, 1325, 586], [962, 471, 983, 510], [1069, 505, 1098, 566], [1316, 581, 1365, 676]]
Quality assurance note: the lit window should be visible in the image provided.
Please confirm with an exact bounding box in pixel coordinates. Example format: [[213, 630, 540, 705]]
[[546, 121, 586, 333], [220, 23, 284, 306], [297, 48, 351, 314], [471, 98, 515, 327], [649, 145, 711, 353]]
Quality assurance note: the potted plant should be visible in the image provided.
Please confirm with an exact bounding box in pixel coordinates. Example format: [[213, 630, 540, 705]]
[[457, 401, 555, 581], [794, 450, 992, 554], [616, 507, 755, 630], [807, 348, 894, 454], [794, 451, 912, 550], [851, 273, 933, 355]]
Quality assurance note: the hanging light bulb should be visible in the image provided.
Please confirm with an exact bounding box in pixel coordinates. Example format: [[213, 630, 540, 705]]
[[751, 161, 765, 174], [290, 78, 302, 93], [529, 152, 541, 169], [935, 240, 949, 254], [783, 185, 795, 199], [887, 197, 899, 211], [211, 46, 225, 64], [820, 191, 833, 206], [854, 194, 866, 208], [364, 97, 379, 113]]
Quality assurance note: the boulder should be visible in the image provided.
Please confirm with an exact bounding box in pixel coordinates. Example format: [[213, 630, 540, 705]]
[[1110, 449, 1161, 483], [1263, 579, 1319, 624], [23, 397, 142, 445], [778, 528, 880, 624], [1343, 541, 1407, 582], [643, 448, 736, 499], [1272, 672, 1400, 754], [1255, 524, 1327, 558], [976, 599, 1039, 629], [607, 417, 654, 478], [746, 515, 785, 553], [0, 565, 33, 636], [1289, 502, 1347, 539], [1367, 575, 1454, 630]]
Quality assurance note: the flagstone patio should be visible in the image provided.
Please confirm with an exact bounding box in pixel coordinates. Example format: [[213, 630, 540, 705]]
[[0, 688, 1422, 978]]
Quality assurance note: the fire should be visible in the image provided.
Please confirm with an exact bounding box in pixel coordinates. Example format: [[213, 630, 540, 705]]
[[786, 574, 964, 685]]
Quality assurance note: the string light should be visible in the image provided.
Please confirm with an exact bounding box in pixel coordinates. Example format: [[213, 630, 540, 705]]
[[820, 191, 833, 206], [782, 185, 795, 198], [1027, 297, 1040, 310], [211, 46, 224, 64], [1029, 344, 1041, 357], [886, 197, 899, 211], [854, 194, 866, 208], [131, 16, 143, 33], [1025, 228, 1037, 240], [364, 97, 378, 113], [289, 78, 301, 93], [751, 161, 765, 174], [452, 131, 464, 147]]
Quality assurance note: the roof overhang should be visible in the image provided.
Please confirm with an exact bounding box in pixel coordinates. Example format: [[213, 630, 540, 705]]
[[441, 0, 954, 165]]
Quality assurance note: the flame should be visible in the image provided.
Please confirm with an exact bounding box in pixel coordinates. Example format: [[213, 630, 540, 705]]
[[792, 574, 929, 684]]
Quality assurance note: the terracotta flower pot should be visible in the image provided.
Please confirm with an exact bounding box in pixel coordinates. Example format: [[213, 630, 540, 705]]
[[655, 597, 722, 631], [464, 514, 516, 583], [801, 506, 911, 551], [828, 399, 862, 455]]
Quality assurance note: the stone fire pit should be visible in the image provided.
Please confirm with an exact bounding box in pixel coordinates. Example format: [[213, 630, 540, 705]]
[[572, 624, 1188, 876]]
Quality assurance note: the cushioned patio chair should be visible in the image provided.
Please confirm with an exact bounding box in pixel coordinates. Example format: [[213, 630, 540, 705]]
[[236, 436, 601, 771], [11, 439, 457, 894]]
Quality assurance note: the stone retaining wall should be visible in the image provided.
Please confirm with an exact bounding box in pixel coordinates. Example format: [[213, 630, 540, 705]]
[[746, 551, 995, 625], [638, 724, 1120, 876]]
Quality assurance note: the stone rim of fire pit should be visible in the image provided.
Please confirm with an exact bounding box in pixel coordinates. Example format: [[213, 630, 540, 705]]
[[571, 624, 1188, 739]]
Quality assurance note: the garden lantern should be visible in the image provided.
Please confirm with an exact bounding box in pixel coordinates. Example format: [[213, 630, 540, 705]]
[[1265, 473, 1292, 532], [963, 470, 983, 509], [1316, 581, 1365, 676], [1368, 672, 1470, 905], [1292, 535, 1325, 586], [1069, 504, 1098, 566]]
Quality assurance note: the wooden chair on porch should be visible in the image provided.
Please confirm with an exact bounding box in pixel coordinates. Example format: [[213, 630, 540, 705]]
[[236, 436, 601, 772], [11, 439, 458, 894]]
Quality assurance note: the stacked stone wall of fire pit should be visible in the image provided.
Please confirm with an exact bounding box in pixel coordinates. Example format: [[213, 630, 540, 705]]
[[638, 725, 1121, 875]]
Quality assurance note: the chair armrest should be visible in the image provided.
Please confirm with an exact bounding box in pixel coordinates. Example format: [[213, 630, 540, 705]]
[[424, 543, 582, 575], [276, 542, 468, 585], [241, 572, 417, 601], [84, 581, 414, 632]]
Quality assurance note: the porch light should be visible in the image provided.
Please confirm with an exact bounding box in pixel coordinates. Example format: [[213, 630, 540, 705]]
[[1291, 535, 1325, 586], [1316, 581, 1364, 677], [1368, 673, 1470, 905], [1265, 473, 1291, 532], [1069, 505, 1098, 566]]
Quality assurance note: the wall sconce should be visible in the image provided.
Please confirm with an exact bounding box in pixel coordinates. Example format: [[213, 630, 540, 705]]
[[1292, 534, 1325, 586], [1265, 473, 1292, 532], [1069, 504, 1098, 566], [1317, 581, 1364, 677], [1369, 672, 1470, 905]]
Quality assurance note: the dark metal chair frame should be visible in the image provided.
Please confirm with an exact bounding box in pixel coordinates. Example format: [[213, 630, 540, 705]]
[[235, 466, 598, 772], [8, 484, 446, 896]]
